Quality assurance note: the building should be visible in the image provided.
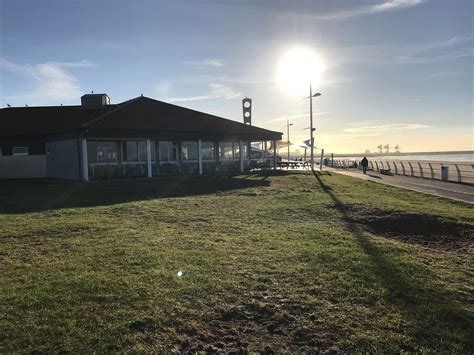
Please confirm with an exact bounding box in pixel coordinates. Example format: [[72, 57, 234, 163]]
[[0, 94, 282, 180]]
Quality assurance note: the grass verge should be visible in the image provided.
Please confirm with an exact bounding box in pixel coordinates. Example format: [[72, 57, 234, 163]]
[[1, 171, 472, 352]]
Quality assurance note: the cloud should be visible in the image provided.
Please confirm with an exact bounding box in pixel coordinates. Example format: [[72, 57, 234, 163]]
[[344, 123, 430, 133], [184, 59, 225, 67], [52, 60, 97, 68], [393, 36, 474, 64], [312, 0, 425, 20], [1, 58, 96, 104], [321, 76, 357, 88], [154, 80, 174, 98], [329, 35, 473, 68], [263, 112, 331, 124], [430, 72, 464, 78], [200, 74, 275, 86], [167, 83, 241, 103]]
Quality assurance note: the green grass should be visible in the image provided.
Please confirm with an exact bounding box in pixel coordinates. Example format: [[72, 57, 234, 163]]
[[1, 171, 472, 352]]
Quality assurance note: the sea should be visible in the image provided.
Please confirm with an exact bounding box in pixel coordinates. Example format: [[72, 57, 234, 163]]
[[324, 151, 473, 163]]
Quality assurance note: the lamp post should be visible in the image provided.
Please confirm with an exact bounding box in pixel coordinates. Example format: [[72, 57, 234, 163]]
[[304, 84, 321, 169], [285, 118, 293, 161]]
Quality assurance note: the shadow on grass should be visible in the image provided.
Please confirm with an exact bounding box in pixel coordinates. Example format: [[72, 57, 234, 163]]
[[312, 170, 472, 351], [0, 174, 271, 214]]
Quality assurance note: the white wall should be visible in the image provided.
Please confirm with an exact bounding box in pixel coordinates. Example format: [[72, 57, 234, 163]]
[[0, 155, 47, 179]]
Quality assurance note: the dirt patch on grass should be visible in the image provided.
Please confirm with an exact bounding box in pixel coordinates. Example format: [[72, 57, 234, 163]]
[[330, 204, 473, 253], [172, 291, 345, 353]]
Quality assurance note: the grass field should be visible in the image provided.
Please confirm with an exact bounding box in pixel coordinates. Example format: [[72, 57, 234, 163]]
[[1, 171, 473, 352]]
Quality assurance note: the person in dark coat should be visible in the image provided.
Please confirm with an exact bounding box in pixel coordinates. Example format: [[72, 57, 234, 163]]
[[361, 156, 369, 174]]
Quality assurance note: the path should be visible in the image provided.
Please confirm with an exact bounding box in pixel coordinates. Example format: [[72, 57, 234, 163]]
[[327, 168, 474, 204]]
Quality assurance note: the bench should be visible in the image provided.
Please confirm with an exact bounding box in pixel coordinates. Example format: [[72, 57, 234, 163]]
[[379, 168, 391, 175]]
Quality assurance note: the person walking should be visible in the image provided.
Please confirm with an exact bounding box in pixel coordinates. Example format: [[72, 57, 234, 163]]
[[361, 156, 369, 174]]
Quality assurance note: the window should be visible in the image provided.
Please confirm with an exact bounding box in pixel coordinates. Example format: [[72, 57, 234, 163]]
[[150, 141, 156, 161], [201, 142, 215, 160], [123, 140, 148, 162], [12, 146, 29, 156], [219, 142, 234, 160], [181, 141, 199, 161], [126, 141, 138, 162], [87, 141, 118, 163], [138, 141, 147, 162], [241, 142, 249, 159], [159, 141, 177, 161], [233, 142, 240, 160]]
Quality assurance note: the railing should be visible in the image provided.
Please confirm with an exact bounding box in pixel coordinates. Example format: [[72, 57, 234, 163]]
[[326, 158, 474, 185], [324, 159, 358, 169]]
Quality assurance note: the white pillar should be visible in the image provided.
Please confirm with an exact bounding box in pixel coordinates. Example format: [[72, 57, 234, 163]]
[[146, 139, 152, 178], [198, 139, 203, 175], [81, 138, 89, 181], [239, 140, 244, 173]]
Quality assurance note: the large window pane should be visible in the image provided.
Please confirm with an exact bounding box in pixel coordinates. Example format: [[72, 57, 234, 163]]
[[138, 141, 147, 162], [88, 141, 118, 163], [242, 143, 249, 159], [87, 141, 98, 163], [202, 142, 215, 160], [181, 141, 198, 161], [124, 140, 147, 162], [151, 141, 156, 161], [219, 142, 233, 160], [233, 142, 240, 160], [126, 141, 138, 162], [159, 141, 177, 161]]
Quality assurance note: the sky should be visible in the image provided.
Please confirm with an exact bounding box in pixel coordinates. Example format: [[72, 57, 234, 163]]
[[0, 0, 472, 154]]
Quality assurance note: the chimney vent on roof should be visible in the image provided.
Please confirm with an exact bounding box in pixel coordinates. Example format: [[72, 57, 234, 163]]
[[81, 93, 110, 108]]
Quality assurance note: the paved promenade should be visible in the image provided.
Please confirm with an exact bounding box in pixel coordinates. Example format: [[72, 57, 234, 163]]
[[327, 168, 474, 204]]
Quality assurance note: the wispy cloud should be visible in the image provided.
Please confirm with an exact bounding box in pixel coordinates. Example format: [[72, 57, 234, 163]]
[[167, 83, 241, 103], [329, 35, 473, 67], [183, 59, 225, 67], [312, 0, 425, 20], [263, 112, 331, 124], [321, 76, 357, 88], [50, 60, 96, 68], [394, 36, 474, 64], [154, 80, 174, 99], [430, 71, 465, 78], [344, 123, 430, 133], [0, 58, 96, 104]]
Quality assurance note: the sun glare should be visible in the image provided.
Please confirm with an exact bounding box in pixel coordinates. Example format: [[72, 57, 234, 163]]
[[277, 47, 324, 95]]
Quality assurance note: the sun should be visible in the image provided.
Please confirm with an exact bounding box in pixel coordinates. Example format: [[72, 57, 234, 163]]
[[277, 47, 324, 95]]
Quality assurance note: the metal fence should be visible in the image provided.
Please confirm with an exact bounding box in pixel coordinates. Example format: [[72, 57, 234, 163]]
[[327, 159, 474, 185]]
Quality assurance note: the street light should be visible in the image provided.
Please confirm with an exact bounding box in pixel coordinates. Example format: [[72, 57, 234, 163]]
[[285, 118, 293, 161], [303, 84, 321, 169]]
